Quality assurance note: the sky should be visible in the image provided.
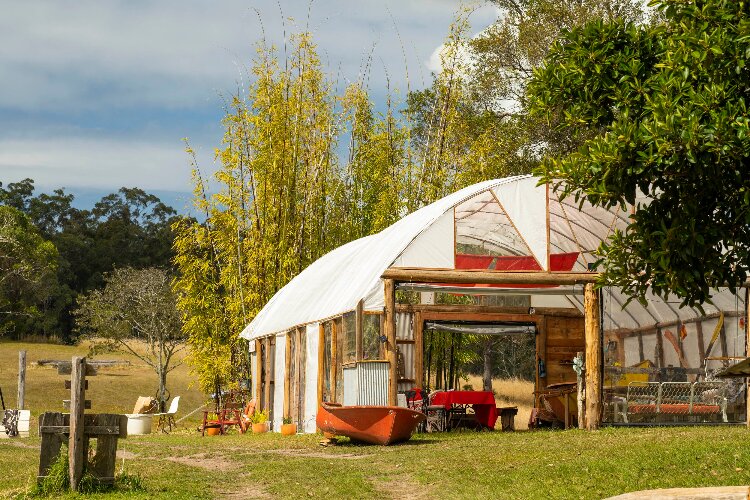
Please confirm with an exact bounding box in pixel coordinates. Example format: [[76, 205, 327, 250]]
[[0, 1, 499, 214]]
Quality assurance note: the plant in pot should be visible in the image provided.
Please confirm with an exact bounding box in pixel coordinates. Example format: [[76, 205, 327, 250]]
[[250, 410, 269, 434], [281, 417, 297, 436], [203, 412, 221, 436]]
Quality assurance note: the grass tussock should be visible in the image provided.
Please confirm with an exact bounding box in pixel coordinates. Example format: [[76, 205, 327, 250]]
[[18, 444, 144, 498]]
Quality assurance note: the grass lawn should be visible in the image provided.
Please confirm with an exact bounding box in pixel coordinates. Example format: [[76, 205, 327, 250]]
[[1, 426, 750, 499]]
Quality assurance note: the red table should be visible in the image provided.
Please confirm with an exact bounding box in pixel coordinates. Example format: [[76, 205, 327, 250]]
[[430, 391, 497, 429]]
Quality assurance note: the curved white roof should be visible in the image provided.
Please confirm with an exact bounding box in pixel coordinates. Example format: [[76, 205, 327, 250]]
[[241, 175, 744, 340]]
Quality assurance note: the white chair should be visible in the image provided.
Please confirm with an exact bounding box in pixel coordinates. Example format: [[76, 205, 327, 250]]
[[154, 396, 180, 433]]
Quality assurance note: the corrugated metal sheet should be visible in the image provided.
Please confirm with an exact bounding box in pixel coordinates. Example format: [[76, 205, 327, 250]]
[[396, 313, 413, 340], [359, 362, 389, 405], [342, 362, 389, 406], [399, 343, 414, 380]]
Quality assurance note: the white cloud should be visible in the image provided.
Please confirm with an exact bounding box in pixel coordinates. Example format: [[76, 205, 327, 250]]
[[0, 136, 211, 192], [0, 1, 497, 197]]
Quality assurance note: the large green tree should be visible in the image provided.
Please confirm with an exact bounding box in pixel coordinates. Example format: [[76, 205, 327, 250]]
[[527, 0, 750, 307], [0, 179, 178, 340], [0, 205, 58, 336]]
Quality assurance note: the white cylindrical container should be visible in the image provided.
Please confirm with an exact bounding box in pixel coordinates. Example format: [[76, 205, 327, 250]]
[[126, 414, 153, 435]]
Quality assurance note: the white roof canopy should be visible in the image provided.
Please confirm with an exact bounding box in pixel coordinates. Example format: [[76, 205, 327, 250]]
[[241, 175, 743, 340]]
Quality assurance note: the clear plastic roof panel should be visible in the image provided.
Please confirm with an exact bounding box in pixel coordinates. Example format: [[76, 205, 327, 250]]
[[454, 190, 541, 270]]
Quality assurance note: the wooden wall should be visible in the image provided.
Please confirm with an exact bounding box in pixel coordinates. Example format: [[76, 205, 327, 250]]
[[544, 316, 585, 386]]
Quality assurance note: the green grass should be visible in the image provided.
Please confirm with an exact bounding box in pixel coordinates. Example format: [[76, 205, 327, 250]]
[[1, 341, 749, 498], [2, 427, 750, 498]]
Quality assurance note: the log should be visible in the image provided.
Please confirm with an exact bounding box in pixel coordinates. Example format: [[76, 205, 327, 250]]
[[382, 268, 600, 285], [57, 363, 97, 376], [330, 319, 338, 403], [355, 299, 364, 360], [746, 288, 749, 429], [18, 351, 26, 410], [584, 284, 602, 430], [384, 278, 397, 406], [69, 357, 86, 491], [255, 339, 262, 408], [317, 324, 325, 409], [284, 332, 291, 419], [263, 338, 271, 413], [576, 352, 585, 430], [414, 312, 424, 389]]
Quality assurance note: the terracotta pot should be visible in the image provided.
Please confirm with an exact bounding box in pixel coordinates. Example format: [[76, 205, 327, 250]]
[[252, 422, 269, 434], [281, 423, 297, 436], [205, 425, 221, 436]]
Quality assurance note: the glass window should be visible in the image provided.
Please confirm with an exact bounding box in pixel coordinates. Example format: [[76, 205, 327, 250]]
[[363, 313, 383, 360], [342, 311, 356, 364]]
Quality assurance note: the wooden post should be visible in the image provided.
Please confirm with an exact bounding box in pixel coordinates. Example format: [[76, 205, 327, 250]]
[[384, 278, 397, 406], [295, 327, 303, 424], [576, 352, 585, 430], [69, 357, 86, 491], [317, 323, 325, 407], [414, 311, 424, 389], [255, 339, 263, 407], [284, 333, 291, 419], [18, 350, 26, 409], [537, 317, 547, 391], [355, 299, 364, 360], [330, 320, 338, 403], [263, 337, 272, 413], [584, 284, 602, 430]]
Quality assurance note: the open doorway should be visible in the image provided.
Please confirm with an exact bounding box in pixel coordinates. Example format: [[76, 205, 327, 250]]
[[422, 321, 537, 429]]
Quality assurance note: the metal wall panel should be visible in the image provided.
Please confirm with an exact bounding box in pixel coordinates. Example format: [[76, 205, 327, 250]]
[[396, 313, 413, 340], [358, 362, 389, 406]]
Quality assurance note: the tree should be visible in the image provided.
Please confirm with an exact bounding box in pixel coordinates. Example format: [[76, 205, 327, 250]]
[[0, 179, 179, 340], [527, 0, 750, 307], [75, 267, 184, 410], [404, 1, 646, 203], [0, 205, 58, 336], [173, 29, 416, 394]]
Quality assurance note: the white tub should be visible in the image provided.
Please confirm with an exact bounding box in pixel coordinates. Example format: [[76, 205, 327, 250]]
[[126, 414, 153, 435]]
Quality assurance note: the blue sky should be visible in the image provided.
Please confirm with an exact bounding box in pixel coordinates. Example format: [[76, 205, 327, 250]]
[[1, 1, 499, 214]]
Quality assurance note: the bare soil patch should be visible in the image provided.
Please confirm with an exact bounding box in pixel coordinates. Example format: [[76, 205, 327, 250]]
[[166, 452, 239, 471]]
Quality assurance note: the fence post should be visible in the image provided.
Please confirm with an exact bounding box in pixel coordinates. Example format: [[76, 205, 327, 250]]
[[18, 350, 26, 409], [69, 357, 86, 491]]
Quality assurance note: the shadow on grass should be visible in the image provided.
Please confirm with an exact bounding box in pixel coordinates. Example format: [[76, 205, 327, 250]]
[[332, 438, 440, 448]]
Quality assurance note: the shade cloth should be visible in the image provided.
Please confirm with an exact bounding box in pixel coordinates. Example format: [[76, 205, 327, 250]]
[[430, 391, 498, 429]]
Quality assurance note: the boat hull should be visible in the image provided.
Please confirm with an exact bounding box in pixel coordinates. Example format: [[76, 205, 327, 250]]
[[316, 403, 425, 445]]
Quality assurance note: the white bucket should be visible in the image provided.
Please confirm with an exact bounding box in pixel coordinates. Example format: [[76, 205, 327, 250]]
[[126, 414, 153, 435]]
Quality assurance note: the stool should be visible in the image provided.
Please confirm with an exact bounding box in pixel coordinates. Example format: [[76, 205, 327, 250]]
[[497, 406, 518, 432]]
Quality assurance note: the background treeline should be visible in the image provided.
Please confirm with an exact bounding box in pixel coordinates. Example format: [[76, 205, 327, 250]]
[[0, 179, 178, 341]]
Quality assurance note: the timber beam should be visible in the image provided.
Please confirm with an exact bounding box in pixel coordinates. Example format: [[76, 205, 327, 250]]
[[382, 268, 600, 286]]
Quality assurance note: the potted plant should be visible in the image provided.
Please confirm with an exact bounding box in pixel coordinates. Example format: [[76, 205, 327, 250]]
[[250, 410, 269, 434], [203, 413, 221, 436], [281, 417, 297, 436]]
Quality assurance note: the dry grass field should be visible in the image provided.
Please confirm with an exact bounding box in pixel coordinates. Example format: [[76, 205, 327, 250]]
[[462, 375, 535, 429], [0, 340, 207, 427]]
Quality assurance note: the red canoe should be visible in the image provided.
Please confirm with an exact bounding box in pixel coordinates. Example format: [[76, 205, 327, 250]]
[[316, 402, 425, 445]]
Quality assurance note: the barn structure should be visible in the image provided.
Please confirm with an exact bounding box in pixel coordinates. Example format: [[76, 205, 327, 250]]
[[240, 175, 749, 432]]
